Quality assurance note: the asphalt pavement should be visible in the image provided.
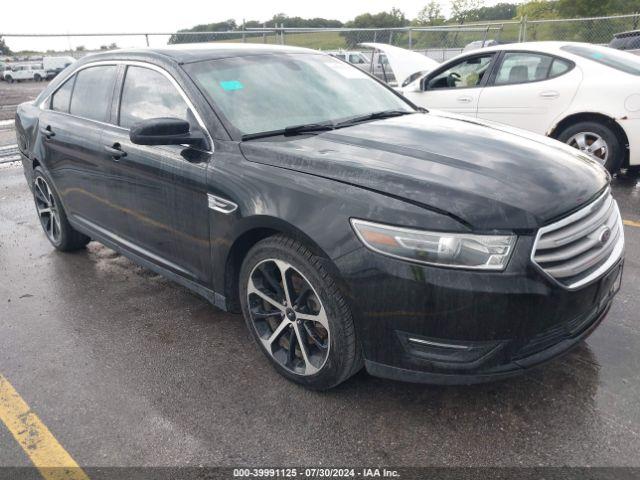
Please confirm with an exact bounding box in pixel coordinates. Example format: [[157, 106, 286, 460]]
[[0, 161, 639, 470]]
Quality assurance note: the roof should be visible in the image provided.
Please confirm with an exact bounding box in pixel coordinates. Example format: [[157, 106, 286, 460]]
[[80, 43, 319, 64], [445, 41, 616, 62], [613, 30, 640, 38]]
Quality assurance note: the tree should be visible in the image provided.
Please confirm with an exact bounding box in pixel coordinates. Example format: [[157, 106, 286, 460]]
[[450, 0, 484, 23], [516, 1, 559, 19], [557, 0, 639, 17], [342, 8, 409, 47], [416, 1, 445, 25], [466, 3, 519, 21], [264, 14, 342, 28], [0, 36, 11, 55]]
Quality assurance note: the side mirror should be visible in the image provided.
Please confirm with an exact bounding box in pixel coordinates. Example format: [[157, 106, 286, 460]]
[[129, 117, 205, 148]]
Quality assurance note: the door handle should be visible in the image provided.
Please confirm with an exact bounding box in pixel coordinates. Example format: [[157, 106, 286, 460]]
[[39, 126, 55, 139], [540, 91, 559, 99], [457, 95, 473, 103], [103, 143, 127, 160]]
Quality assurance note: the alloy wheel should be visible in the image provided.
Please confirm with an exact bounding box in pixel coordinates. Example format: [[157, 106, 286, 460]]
[[34, 177, 61, 244], [566, 131, 608, 165], [247, 259, 330, 376]]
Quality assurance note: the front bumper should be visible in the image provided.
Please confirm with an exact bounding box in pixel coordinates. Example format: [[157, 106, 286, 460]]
[[336, 236, 623, 385]]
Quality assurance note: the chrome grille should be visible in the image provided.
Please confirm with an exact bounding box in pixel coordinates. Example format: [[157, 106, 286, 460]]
[[532, 189, 624, 289]]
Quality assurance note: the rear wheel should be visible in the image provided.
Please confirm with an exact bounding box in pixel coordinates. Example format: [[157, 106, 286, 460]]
[[239, 235, 362, 390], [5, 76, 13, 84], [32, 167, 90, 251], [557, 121, 623, 173], [34, 74, 42, 82]]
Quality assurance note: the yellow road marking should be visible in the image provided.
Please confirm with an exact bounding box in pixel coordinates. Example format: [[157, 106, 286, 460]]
[[0, 374, 89, 480], [624, 219, 640, 228]]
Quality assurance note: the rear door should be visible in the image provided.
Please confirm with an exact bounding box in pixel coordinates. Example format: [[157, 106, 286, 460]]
[[37, 65, 118, 225], [476, 51, 581, 135], [99, 64, 212, 285], [404, 52, 497, 117]]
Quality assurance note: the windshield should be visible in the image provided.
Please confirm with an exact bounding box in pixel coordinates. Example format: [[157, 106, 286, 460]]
[[561, 44, 640, 75], [184, 53, 413, 137]]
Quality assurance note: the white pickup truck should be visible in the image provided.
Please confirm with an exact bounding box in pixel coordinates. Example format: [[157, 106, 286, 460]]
[[2, 63, 47, 83]]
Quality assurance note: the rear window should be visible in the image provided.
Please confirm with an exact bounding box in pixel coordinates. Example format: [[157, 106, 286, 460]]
[[561, 44, 640, 75], [69, 65, 118, 122]]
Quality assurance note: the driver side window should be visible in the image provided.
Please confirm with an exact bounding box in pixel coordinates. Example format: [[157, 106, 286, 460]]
[[426, 54, 494, 90]]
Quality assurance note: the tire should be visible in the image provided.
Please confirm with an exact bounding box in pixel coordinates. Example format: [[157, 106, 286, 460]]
[[32, 167, 90, 252], [6, 76, 13, 84], [34, 74, 41, 82], [556, 121, 623, 174], [239, 235, 363, 390]]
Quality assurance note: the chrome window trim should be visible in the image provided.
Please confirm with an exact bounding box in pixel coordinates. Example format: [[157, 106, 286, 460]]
[[38, 60, 214, 153], [530, 188, 625, 290]]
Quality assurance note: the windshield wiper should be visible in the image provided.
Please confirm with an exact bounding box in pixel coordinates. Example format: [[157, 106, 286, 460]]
[[335, 109, 416, 128], [283, 122, 335, 136], [241, 111, 419, 141], [241, 122, 335, 141]]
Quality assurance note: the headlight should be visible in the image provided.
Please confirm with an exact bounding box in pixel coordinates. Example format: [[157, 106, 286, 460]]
[[351, 219, 516, 270]]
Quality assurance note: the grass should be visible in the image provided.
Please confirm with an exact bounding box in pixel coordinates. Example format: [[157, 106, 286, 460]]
[[215, 31, 347, 51]]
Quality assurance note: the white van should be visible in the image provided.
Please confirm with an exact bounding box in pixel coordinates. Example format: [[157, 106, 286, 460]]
[[43, 56, 75, 79]]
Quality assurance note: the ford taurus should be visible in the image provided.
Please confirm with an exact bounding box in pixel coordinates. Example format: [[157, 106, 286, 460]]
[[15, 44, 624, 389]]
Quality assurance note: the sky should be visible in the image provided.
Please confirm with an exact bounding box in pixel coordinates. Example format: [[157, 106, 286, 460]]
[[1, 0, 516, 52]]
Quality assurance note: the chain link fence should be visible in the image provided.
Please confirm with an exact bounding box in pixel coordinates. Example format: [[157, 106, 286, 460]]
[[1, 13, 639, 64]]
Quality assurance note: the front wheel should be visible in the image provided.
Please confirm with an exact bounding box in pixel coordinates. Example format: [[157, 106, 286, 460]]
[[557, 121, 623, 173], [34, 74, 42, 82], [239, 235, 362, 390], [32, 167, 90, 251], [5, 76, 13, 84]]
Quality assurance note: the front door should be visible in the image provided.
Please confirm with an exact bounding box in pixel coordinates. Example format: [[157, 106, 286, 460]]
[[404, 53, 496, 117], [99, 64, 212, 285]]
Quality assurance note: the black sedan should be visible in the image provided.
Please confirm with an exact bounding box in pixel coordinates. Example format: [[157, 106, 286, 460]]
[[15, 44, 624, 389]]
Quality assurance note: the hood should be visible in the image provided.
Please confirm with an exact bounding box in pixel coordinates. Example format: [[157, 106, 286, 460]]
[[240, 112, 609, 231], [359, 42, 440, 86]]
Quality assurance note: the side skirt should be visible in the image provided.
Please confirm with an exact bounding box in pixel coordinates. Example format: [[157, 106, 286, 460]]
[[68, 216, 228, 311]]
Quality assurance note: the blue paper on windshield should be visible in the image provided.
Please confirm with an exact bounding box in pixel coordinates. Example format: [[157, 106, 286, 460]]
[[220, 80, 244, 91]]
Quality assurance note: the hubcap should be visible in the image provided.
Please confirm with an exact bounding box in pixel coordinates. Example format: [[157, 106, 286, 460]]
[[566, 131, 608, 166], [247, 259, 330, 376], [34, 177, 61, 243]]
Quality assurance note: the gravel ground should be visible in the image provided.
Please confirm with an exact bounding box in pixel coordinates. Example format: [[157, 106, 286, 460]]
[[0, 79, 48, 121]]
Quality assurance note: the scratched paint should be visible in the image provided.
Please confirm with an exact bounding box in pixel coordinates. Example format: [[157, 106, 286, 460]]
[[0, 374, 89, 480]]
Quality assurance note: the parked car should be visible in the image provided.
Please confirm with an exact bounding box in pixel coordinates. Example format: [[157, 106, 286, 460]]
[[15, 44, 623, 389], [3, 63, 47, 83], [610, 30, 640, 55], [463, 39, 500, 52], [397, 41, 640, 173], [327, 50, 369, 66], [43, 56, 76, 79], [360, 42, 440, 87], [1, 64, 10, 81], [328, 49, 396, 83]]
